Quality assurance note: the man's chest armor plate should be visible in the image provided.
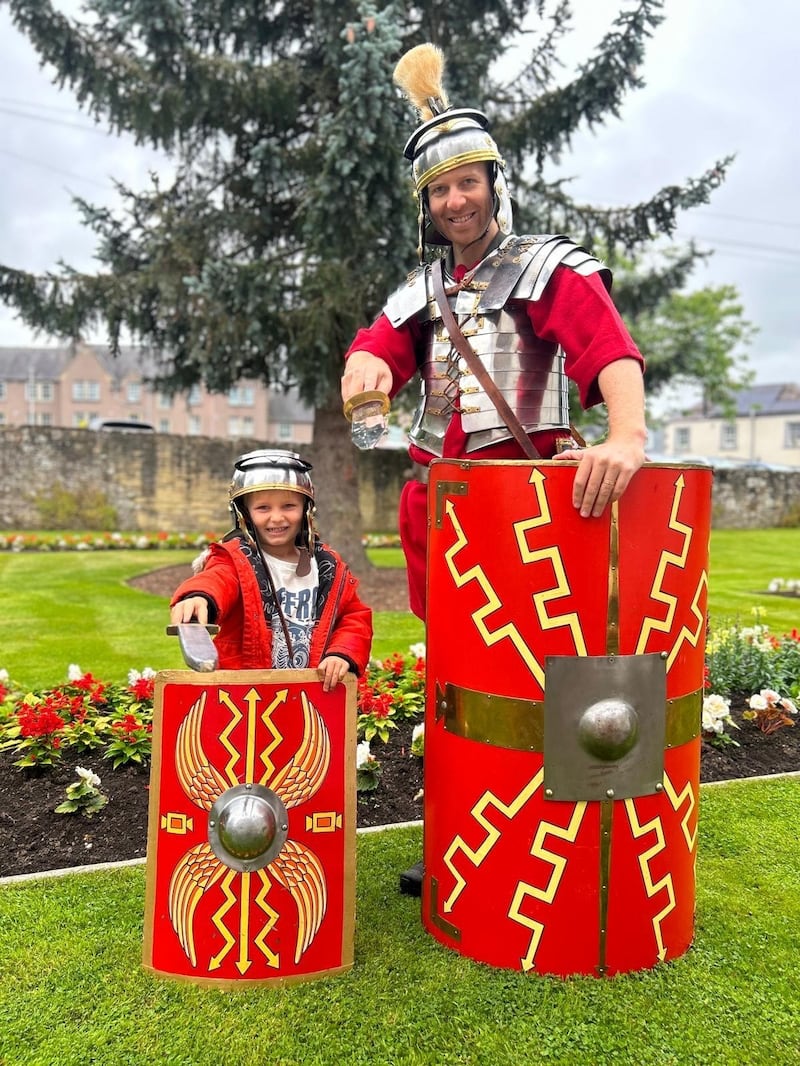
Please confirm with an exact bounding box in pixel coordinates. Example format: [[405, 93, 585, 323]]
[[387, 235, 607, 456], [410, 293, 568, 454]]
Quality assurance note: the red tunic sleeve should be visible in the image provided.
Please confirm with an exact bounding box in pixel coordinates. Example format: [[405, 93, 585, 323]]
[[345, 315, 421, 399], [528, 267, 644, 409]]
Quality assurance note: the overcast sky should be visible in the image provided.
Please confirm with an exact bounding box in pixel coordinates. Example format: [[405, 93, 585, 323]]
[[1, 0, 797, 411]]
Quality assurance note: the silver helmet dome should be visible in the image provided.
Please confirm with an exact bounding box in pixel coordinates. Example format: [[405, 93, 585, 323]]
[[229, 450, 314, 504]]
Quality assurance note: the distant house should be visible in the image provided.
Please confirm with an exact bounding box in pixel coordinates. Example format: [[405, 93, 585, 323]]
[[661, 383, 800, 468], [0, 342, 314, 442]]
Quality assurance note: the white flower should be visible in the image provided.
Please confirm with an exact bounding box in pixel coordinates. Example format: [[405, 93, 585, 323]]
[[142, 666, 156, 680], [76, 766, 101, 788], [761, 688, 782, 705], [749, 693, 768, 711], [67, 664, 83, 681], [412, 723, 425, 743], [780, 697, 797, 715], [702, 709, 724, 735], [703, 694, 730, 716], [767, 579, 783, 592], [356, 741, 372, 768], [409, 642, 426, 660], [0, 668, 8, 683], [702, 693, 733, 736]]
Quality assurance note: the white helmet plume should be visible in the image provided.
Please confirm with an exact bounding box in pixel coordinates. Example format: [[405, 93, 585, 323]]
[[393, 43, 450, 121]]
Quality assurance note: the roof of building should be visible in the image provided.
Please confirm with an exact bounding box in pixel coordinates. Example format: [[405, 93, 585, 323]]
[[678, 382, 800, 420]]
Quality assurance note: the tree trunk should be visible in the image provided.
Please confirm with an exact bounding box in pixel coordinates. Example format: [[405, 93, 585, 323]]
[[308, 398, 373, 576]]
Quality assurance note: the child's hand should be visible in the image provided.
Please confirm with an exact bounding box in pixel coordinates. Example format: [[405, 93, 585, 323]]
[[317, 655, 351, 692], [170, 597, 209, 625]]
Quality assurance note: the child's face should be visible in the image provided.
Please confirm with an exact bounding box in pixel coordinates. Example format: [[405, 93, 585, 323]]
[[244, 489, 306, 559]]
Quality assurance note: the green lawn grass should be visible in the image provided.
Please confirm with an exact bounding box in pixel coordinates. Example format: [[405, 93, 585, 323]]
[[1, 528, 798, 688], [1, 778, 799, 1065]]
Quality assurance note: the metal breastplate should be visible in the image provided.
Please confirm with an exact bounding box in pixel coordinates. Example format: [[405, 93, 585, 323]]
[[388, 235, 607, 457], [408, 299, 569, 455]]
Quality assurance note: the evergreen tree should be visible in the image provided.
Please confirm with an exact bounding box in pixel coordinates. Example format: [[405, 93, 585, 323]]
[[0, 0, 733, 561]]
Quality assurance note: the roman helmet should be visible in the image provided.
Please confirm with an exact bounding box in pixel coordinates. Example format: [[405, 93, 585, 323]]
[[393, 44, 513, 261], [228, 449, 318, 556]]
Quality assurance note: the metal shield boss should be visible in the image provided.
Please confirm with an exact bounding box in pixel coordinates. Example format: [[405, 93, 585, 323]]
[[423, 461, 712, 977], [143, 669, 356, 985]]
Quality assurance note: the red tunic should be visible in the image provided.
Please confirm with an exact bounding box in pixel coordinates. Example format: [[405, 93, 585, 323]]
[[171, 539, 373, 673]]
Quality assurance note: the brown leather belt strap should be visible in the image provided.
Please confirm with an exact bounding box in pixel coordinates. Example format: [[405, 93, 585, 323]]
[[431, 257, 541, 460]]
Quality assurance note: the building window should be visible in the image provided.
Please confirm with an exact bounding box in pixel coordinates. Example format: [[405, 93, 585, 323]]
[[228, 415, 254, 437], [278, 422, 292, 440], [0, 381, 5, 400], [0, 412, 5, 425], [72, 380, 101, 402], [127, 382, 142, 403], [785, 422, 800, 449], [188, 415, 202, 435], [157, 392, 173, 409], [159, 419, 170, 433], [188, 384, 202, 406], [25, 380, 54, 402], [73, 412, 88, 428], [720, 422, 737, 450], [228, 385, 254, 407], [674, 426, 691, 452]]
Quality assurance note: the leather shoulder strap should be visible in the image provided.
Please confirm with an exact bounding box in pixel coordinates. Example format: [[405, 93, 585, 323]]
[[431, 258, 540, 460]]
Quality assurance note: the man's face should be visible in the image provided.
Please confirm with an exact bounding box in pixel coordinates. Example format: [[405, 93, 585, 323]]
[[425, 162, 497, 254], [244, 489, 305, 558]]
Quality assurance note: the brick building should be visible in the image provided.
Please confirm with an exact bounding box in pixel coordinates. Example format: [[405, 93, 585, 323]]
[[0, 342, 314, 443]]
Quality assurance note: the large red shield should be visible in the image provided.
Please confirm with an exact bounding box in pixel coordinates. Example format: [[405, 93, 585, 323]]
[[143, 670, 356, 985], [422, 461, 712, 976]]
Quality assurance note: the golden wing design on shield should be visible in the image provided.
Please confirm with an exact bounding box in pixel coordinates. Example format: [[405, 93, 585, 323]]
[[271, 837, 327, 963], [270, 691, 331, 809], [168, 842, 225, 967], [175, 691, 229, 808]]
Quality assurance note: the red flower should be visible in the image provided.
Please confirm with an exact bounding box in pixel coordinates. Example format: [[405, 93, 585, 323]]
[[129, 676, 155, 701], [17, 705, 66, 738]]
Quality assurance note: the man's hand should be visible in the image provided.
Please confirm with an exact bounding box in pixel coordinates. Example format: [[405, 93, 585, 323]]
[[317, 655, 352, 692], [341, 350, 393, 402], [553, 356, 646, 517], [170, 596, 210, 625], [552, 439, 646, 517]]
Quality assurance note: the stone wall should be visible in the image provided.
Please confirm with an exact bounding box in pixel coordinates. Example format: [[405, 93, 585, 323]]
[[0, 427, 798, 531]]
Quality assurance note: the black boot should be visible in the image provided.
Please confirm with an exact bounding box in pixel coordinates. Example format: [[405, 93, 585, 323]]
[[399, 859, 423, 897]]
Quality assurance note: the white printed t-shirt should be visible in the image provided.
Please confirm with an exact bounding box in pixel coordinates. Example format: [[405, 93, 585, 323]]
[[264, 554, 319, 669]]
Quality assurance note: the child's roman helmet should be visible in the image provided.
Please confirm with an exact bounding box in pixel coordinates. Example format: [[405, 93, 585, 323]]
[[228, 450, 317, 547]]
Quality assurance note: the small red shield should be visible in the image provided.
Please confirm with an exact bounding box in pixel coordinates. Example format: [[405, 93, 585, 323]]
[[143, 669, 356, 985]]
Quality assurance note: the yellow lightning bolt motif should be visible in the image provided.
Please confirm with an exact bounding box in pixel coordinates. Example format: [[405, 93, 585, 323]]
[[236, 872, 252, 974], [636, 475, 707, 667], [218, 689, 243, 786], [258, 688, 287, 785], [442, 771, 544, 912], [444, 499, 545, 687], [208, 869, 239, 970], [509, 800, 588, 972], [624, 799, 675, 962], [661, 770, 698, 852], [252, 869, 280, 969], [664, 571, 708, 671]]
